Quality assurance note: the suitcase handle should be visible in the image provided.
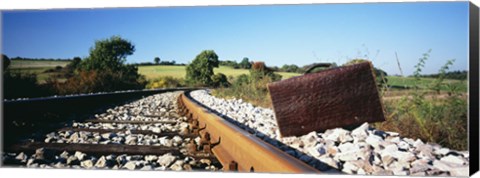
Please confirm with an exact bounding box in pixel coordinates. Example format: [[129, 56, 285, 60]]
[[303, 63, 333, 74]]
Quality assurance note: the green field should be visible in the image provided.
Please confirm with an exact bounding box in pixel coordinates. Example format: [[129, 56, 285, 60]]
[[8, 60, 70, 83], [386, 76, 467, 92], [7, 60, 468, 91], [9, 60, 70, 69], [138, 65, 301, 80]]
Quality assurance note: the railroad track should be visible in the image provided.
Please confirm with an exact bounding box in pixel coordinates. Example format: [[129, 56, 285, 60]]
[[3, 91, 220, 171], [2, 89, 322, 173], [4, 89, 467, 175]]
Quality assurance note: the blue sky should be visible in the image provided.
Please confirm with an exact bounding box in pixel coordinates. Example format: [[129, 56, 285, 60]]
[[1, 2, 469, 75]]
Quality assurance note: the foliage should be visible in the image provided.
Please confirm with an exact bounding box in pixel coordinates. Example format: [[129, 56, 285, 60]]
[[3, 71, 52, 99], [185, 50, 219, 86], [154, 57, 161, 64], [81, 36, 135, 72], [50, 68, 147, 95], [219, 60, 240, 69], [212, 61, 281, 108], [239, 57, 252, 69], [211, 73, 231, 88], [376, 50, 467, 150], [146, 76, 184, 89], [250, 61, 282, 82], [52, 36, 147, 94], [279, 64, 304, 73], [135, 60, 179, 66]]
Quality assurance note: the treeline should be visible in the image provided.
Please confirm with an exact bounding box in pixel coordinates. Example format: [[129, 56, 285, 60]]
[[133, 61, 184, 66], [418, 70, 467, 80], [10, 57, 72, 61], [219, 57, 252, 69]]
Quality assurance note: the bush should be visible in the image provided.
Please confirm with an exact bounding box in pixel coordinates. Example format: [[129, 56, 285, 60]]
[[3, 71, 52, 99], [50, 36, 148, 94], [211, 61, 280, 108], [211, 73, 230, 88], [250, 61, 282, 82], [50, 68, 147, 95], [185, 50, 219, 86], [146, 76, 184, 89]]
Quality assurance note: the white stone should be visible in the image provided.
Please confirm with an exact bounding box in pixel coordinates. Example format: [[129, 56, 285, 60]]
[[392, 151, 416, 163], [95, 156, 107, 168], [140, 165, 153, 170], [324, 128, 351, 143], [440, 155, 467, 165], [101, 132, 116, 139], [152, 127, 161, 133], [338, 142, 356, 153], [81, 160, 94, 168], [15, 152, 28, 162], [172, 136, 183, 144], [365, 135, 383, 150], [123, 162, 137, 170], [157, 153, 176, 167], [342, 162, 359, 173], [351, 123, 369, 142], [169, 160, 184, 171], [145, 155, 158, 162], [383, 144, 398, 153], [434, 148, 450, 156], [74, 151, 86, 161]]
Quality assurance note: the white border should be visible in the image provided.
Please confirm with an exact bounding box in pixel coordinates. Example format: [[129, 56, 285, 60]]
[[0, 0, 478, 178], [0, 0, 474, 10]]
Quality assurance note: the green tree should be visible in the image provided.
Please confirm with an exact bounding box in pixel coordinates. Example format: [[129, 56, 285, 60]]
[[2, 54, 10, 71], [185, 50, 219, 86], [239, 57, 252, 69], [154, 57, 161, 64], [54, 36, 146, 94], [66, 57, 81, 71], [81, 36, 135, 71]]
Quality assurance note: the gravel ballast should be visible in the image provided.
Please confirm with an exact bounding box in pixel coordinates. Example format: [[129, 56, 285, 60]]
[[190, 90, 469, 176], [3, 91, 219, 171]]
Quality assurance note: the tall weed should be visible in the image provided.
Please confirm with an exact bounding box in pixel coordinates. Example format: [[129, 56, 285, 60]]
[[376, 50, 467, 150]]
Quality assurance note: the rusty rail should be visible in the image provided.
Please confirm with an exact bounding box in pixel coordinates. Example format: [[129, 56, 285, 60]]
[[177, 92, 320, 173]]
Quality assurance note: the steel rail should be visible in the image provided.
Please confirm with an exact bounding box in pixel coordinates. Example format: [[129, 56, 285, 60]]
[[178, 92, 320, 173]]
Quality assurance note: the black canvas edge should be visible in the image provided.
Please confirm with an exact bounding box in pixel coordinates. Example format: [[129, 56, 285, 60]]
[[469, 1, 479, 176]]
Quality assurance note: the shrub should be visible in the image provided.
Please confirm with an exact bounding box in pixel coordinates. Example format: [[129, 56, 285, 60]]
[[3, 71, 51, 99], [146, 76, 184, 89], [211, 61, 280, 108], [185, 50, 219, 86], [51, 68, 147, 95], [211, 73, 230, 88]]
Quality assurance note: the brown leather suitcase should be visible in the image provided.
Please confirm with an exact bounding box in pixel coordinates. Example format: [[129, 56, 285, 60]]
[[267, 61, 385, 137]]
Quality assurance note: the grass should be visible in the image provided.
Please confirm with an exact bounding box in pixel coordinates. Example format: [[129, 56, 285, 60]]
[[8, 60, 301, 84], [137, 65, 300, 80], [8, 60, 70, 84], [9, 60, 70, 69], [386, 76, 467, 92]]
